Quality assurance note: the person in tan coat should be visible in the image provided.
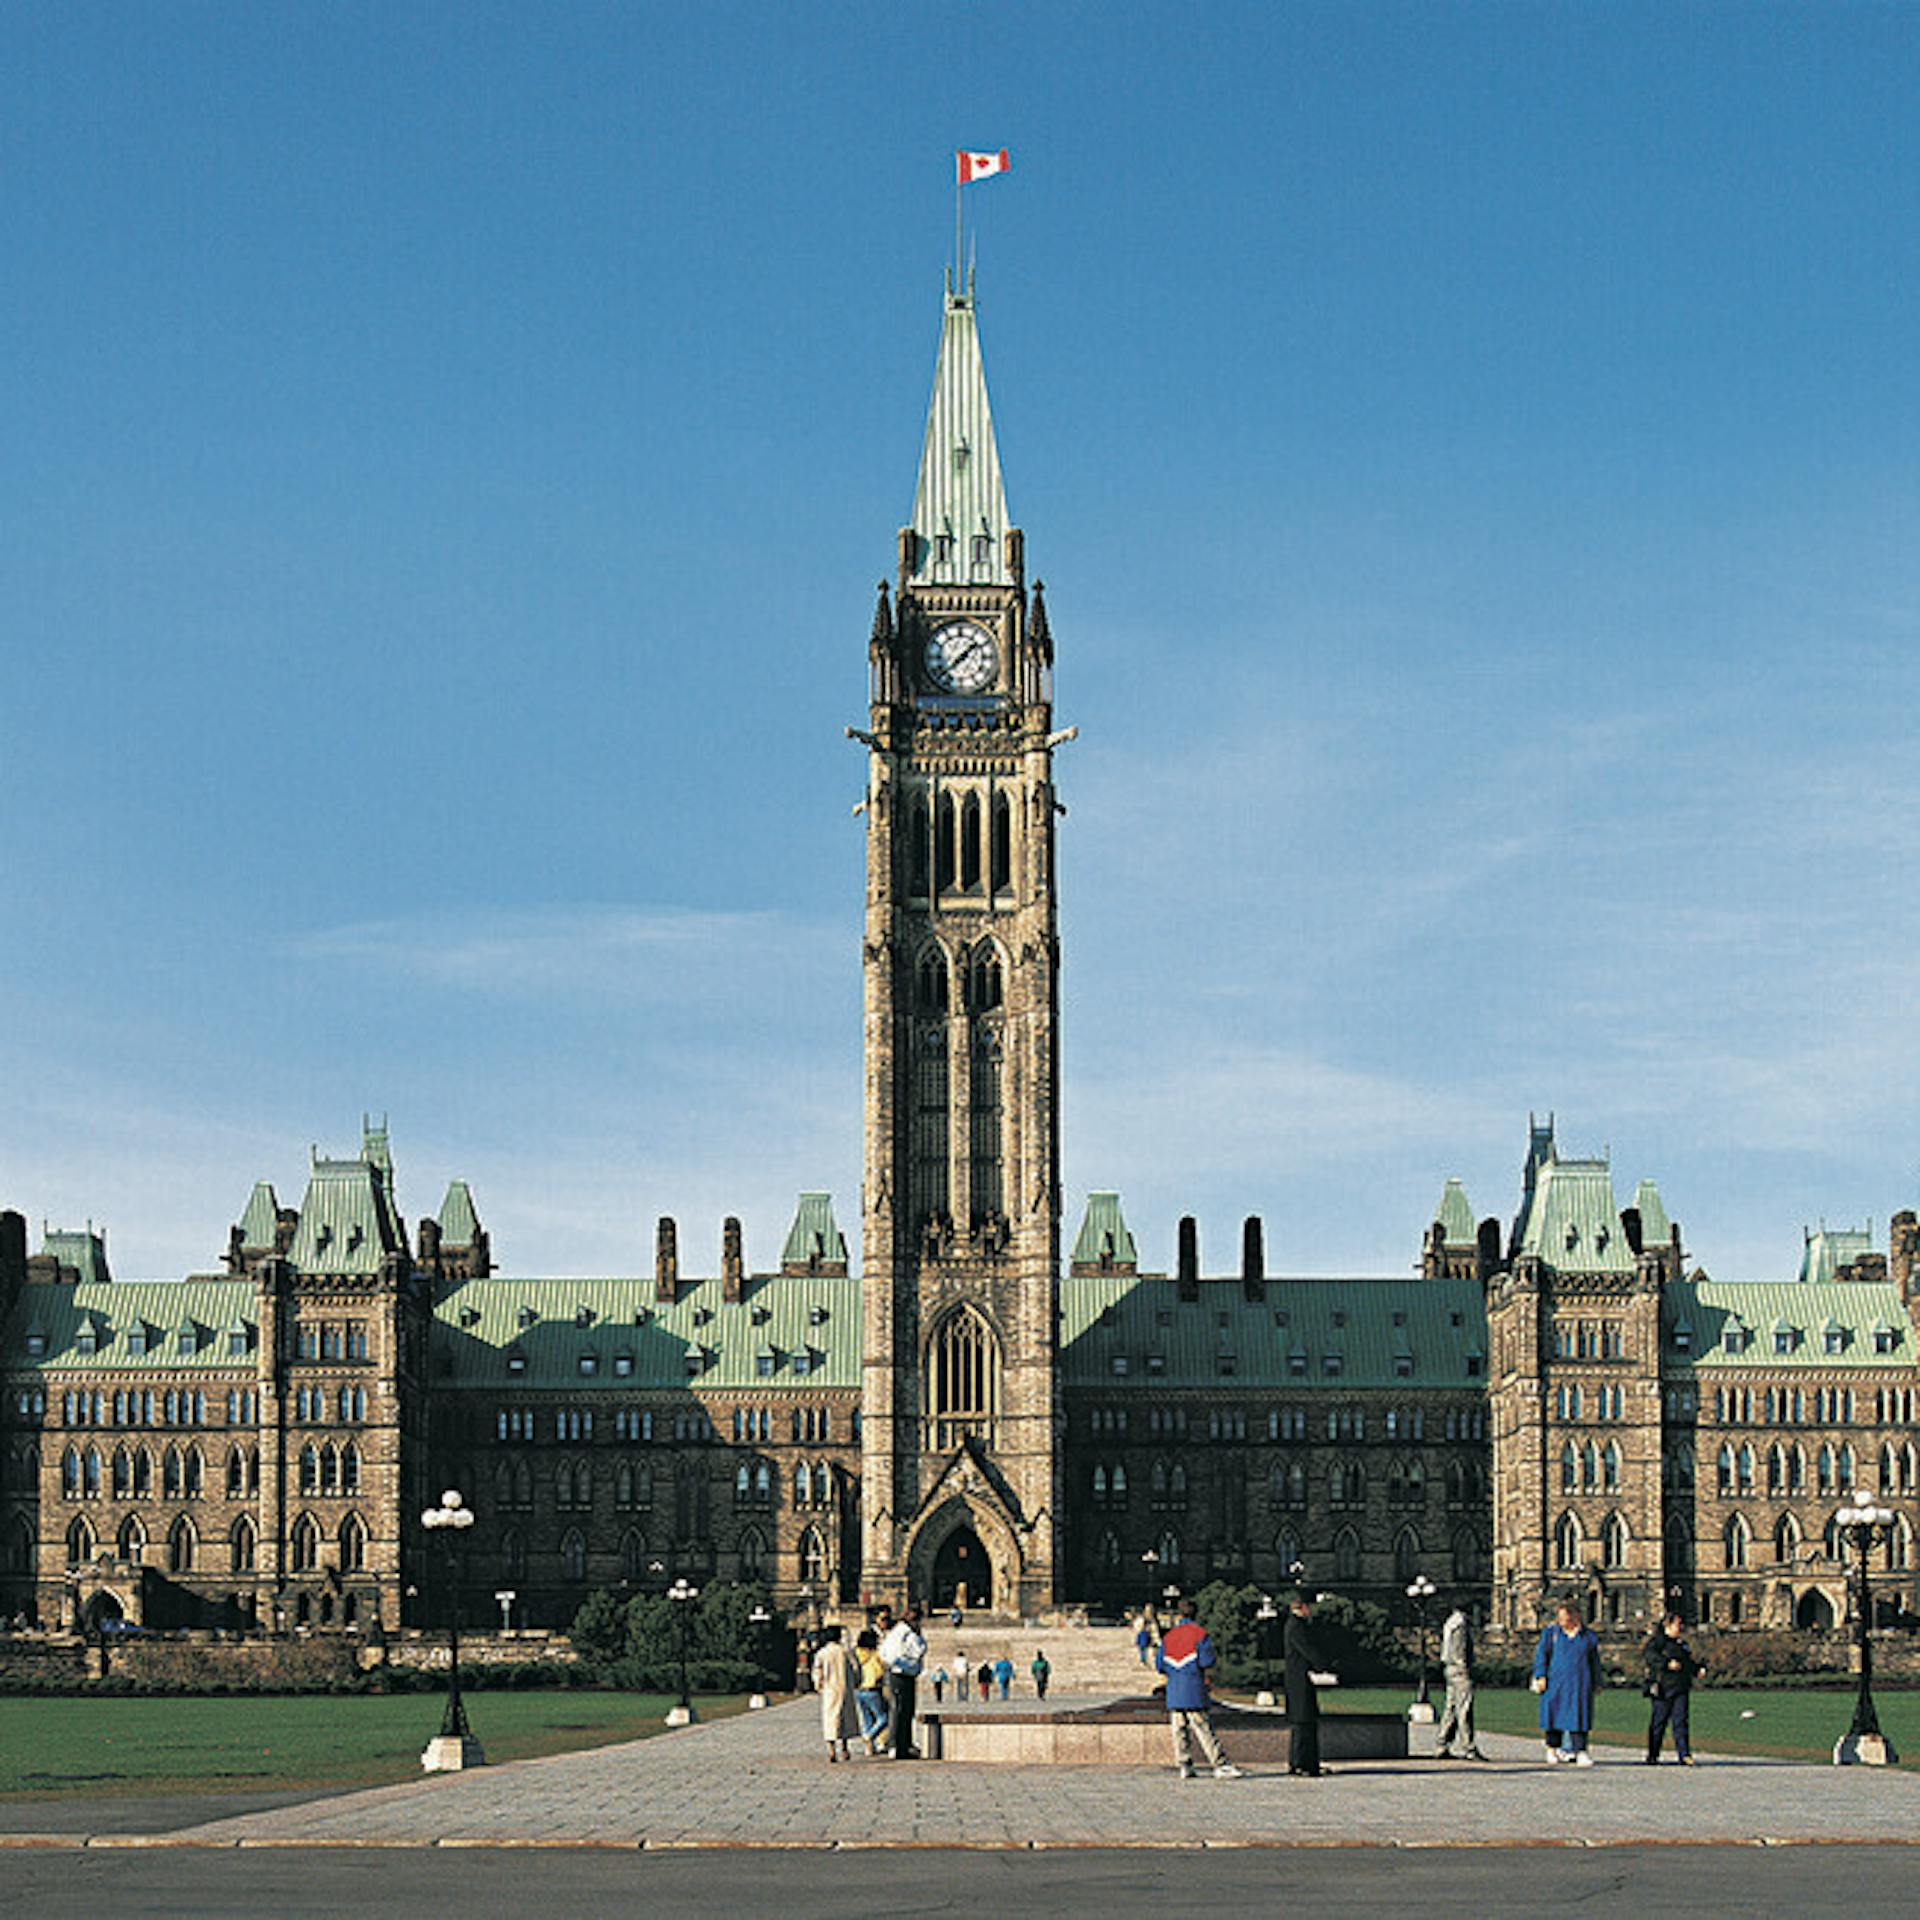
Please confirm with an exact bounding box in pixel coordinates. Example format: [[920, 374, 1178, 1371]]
[[811, 1625, 861, 1762]]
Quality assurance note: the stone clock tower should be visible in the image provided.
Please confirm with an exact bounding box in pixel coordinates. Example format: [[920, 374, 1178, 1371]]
[[858, 281, 1064, 1613]]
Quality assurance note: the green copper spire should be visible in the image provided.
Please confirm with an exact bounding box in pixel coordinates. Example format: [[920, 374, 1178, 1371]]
[[906, 289, 1010, 588]]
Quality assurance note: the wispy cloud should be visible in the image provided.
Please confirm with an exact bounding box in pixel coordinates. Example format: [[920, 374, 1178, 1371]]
[[285, 906, 843, 1008]]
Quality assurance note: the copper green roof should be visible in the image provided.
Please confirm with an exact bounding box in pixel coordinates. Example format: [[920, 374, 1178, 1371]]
[[1435, 1179, 1475, 1244], [779, 1193, 846, 1269], [41, 1228, 111, 1283], [1512, 1152, 1632, 1274], [236, 1182, 280, 1251], [1071, 1193, 1138, 1269], [1798, 1226, 1872, 1285], [286, 1155, 404, 1276], [906, 290, 1010, 587], [3, 1281, 256, 1372], [1060, 1275, 1487, 1390], [432, 1275, 860, 1390], [1664, 1279, 1910, 1368], [437, 1180, 481, 1246], [1631, 1179, 1671, 1245]]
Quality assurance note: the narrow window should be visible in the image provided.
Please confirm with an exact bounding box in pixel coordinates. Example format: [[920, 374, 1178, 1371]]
[[935, 794, 956, 891], [960, 792, 982, 890], [990, 791, 1012, 892]]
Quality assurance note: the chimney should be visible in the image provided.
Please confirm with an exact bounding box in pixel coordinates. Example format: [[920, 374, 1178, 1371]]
[[655, 1216, 679, 1302], [722, 1215, 744, 1302], [1241, 1215, 1265, 1302], [1177, 1216, 1199, 1303], [1476, 1217, 1503, 1285], [0, 1210, 25, 1317], [1892, 1211, 1918, 1301]]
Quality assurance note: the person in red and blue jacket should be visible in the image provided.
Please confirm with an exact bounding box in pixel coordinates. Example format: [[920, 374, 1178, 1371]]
[[1154, 1599, 1245, 1780]]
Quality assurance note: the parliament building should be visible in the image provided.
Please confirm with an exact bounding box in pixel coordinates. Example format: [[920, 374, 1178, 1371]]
[[4, 286, 1918, 1642]]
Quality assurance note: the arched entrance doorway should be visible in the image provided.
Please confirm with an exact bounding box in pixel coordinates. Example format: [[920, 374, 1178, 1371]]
[[931, 1527, 991, 1610], [81, 1589, 124, 1632], [1796, 1588, 1836, 1631]]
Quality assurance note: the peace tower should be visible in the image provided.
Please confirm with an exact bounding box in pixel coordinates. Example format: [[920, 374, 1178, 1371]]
[[857, 279, 1065, 1611]]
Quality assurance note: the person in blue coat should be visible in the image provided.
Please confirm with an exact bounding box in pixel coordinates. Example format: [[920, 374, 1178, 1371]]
[[1532, 1600, 1603, 1766]]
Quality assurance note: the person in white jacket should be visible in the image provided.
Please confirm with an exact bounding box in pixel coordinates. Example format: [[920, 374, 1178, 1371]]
[[1435, 1605, 1488, 1761], [878, 1606, 928, 1759]]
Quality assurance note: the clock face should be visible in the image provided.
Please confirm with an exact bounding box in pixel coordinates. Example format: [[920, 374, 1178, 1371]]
[[925, 619, 998, 694]]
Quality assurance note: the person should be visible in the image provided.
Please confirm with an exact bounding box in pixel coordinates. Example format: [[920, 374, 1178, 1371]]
[[931, 1664, 949, 1704], [1283, 1590, 1331, 1778], [976, 1659, 994, 1700], [1643, 1611, 1705, 1766], [1434, 1602, 1488, 1762], [992, 1654, 1014, 1700], [1031, 1649, 1051, 1700], [1532, 1600, 1603, 1766], [879, 1603, 927, 1759], [1135, 1617, 1153, 1666], [811, 1625, 861, 1763], [853, 1626, 889, 1756], [956, 1654, 971, 1701], [950, 1604, 964, 1630], [1154, 1596, 1244, 1780]]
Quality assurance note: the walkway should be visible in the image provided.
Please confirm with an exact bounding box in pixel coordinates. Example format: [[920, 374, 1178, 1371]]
[[11, 1696, 1916, 1851]]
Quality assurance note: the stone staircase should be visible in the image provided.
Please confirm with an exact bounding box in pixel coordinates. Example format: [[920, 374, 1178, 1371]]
[[914, 1618, 1151, 1696]]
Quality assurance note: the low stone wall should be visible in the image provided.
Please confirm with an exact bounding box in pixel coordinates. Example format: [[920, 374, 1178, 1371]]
[[923, 1699, 1407, 1766], [382, 1631, 574, 1669]]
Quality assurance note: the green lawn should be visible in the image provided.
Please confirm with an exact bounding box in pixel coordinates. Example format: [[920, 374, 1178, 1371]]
[[1288, 1682, 1920, 1765], [0, 1691, 748, 1800]]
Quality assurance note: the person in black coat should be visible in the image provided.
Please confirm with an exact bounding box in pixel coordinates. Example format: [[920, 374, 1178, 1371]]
[[1643, 1611, 1705, 1765], [1283, 1592, 1332, 1777]]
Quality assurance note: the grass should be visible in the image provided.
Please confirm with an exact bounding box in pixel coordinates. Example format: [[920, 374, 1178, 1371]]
[[0, 1691, 749, 1801], [1284, 1682, 1920, 1765]]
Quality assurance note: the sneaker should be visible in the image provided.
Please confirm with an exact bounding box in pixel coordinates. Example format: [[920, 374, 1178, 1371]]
[[1542, 1744, 1563, 1764], [1464, 1750, 1490, 1762], [1213, 1764, 1245, 1780], [1679, 1755, 1697, 1767], [1177, 1765, 1195, 1779], [1572, 1752, 1594, 1768]]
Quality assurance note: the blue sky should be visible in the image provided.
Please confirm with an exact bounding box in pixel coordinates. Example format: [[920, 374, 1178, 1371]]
[[4, 2, 1919, 1283]]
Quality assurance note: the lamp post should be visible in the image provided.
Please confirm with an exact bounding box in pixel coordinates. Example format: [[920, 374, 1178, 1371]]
[[1406, 1574, 1437, 1723], [664, 1575, 700, 1726], [1833, 1491, 1900, 1766], [420, 1489, 484, 1771], [747, 1602, 773, 1710], [1254, 1593, 1280, 1705]]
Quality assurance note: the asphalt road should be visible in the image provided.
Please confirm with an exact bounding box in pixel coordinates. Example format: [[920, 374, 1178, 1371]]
[[0, 1846, 1914, 1917]]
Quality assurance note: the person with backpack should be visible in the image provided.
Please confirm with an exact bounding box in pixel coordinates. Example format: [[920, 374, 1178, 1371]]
[[1154, 1596, 1244, 1780]]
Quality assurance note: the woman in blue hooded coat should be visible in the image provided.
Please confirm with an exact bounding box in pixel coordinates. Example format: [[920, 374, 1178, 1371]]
[[1532, 1600, 1603, 1766]]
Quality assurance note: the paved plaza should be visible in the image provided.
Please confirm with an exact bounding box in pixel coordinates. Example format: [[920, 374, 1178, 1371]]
[[6, 1695, 1920, 1852]]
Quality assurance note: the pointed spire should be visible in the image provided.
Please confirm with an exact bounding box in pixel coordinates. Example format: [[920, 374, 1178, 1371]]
[[870, 579, 893, 645], [1029, 579, 1052, 665], [907, 290, 1011, 588]]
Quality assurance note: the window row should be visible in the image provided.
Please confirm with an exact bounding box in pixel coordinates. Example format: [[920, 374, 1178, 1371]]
[[1553, 1384, 1627, 1421], [294, 1385, 367, 1424], [906, 793, 1015, 899], [60, 1389, 217, 1429], [293, 1320, 370, 1362], [62, 1443, 263, 1501], [296, 1442, 362, 1497], [59, 1509, 365, 1576], [1552, 1320, 1628, 1361]]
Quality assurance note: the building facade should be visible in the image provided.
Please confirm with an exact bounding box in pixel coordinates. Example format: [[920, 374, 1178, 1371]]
[[4, 287, 1918, 1637]]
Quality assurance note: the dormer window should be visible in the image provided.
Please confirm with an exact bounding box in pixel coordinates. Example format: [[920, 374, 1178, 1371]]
[[934, 533, 955, 570], [1217, 1352, 1237, 1377], [578, 1353, 598, 1376], [227, 1324, 248, 1357], [128, 1324, 149, 1357], [1824, 1326, 1847, 1356], [751, 1305, 772, 1326], [1146, 1352, 1166, 1375], [459, 1306, 481, 1328], [683, 1346, 707, 1377], [792, 1349, 813, 1377], [614, 1353, 633, 1376], [75, 1320, 97, 1357], [693, 1306, 714, 1327], [517, 1305, 536, 1330], [1875, 1326, 1900, 1355], [1323, 1352, 1344, 1377], [1774, 1327, 1796, 1356], [25, 1328, 46, 1359], [1672, 1322, 1692, 1353], [756, 1348, 776, 1378], [177, 1323, 197, 1356], [1110, 1354, 1130, 1377], [1289, 1351, 1307, 1377], [505, 1348, 526, 1374], [633, 1308, 652, 1327], [808, 1304, 827, 1326], [346, 1224, 363, 1252], [1394, 1354, 1414, 1379], [575, 1305, 595, 1329], [1723, 1324, 1747, 1355]]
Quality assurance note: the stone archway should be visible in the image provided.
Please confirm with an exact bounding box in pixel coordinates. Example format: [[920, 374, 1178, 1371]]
[[903, 1495, 1021, 1615], [931, 1527, 990, 1610], [1796, 1586, 1837, 1631]]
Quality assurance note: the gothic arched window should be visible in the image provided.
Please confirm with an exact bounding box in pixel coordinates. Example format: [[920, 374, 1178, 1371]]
[[1602, 1512, 1628, 1569], [990, 791, 1012, 893], [909, 798, 931, 897], [339, 1512, 367, 1573], [960, 791, 982, 890], [1553, 1509, 1582, 1571], [935, 794, 956, 892], [1333, 1526, 1360, 1582], [927, 1308, 1000, 1450], [1393, 1526, 1420, 1583], [917, 948, 948, 1013], [290, 1513, 319, 1573], [231, 1516, 256, 1574], [560, 1528, 587, 1583], [799, 1526, 826, 1584]]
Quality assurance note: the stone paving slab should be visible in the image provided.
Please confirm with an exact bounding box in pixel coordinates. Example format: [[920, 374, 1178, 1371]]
[[47, 1695, 1898, 1853]]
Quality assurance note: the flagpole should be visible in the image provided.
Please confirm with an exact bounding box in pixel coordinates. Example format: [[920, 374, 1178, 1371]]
[[954, 156, 963, 300]]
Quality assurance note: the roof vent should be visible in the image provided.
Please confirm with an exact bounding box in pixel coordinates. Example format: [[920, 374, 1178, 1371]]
[[575, 1305, 595, 1329], [517, 1305, 536, 1329], [458, 1306, 481, 1328]]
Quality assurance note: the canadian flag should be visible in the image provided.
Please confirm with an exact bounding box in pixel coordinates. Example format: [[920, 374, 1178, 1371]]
[[957, 148, 1011, 184]]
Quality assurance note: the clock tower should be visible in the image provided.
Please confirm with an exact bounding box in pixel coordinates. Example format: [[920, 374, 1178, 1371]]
[[858, 281, 1063, 1613]]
